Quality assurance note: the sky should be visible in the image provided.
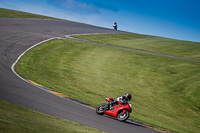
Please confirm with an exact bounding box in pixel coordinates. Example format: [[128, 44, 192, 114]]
[[0, 0, 200, 42]]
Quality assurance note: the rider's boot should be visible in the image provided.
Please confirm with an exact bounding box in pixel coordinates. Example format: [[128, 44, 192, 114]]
[[106, 104, 110, 110]]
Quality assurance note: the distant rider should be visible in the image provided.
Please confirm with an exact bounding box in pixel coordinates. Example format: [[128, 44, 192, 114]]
[[107, 93, 132, 110], [113, 22, 117, 30]]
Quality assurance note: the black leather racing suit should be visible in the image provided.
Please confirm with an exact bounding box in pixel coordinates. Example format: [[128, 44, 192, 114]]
[[108, 95, 127, 109]]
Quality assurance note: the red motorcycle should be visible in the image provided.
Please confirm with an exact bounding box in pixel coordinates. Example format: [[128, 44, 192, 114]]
[[96, 97, 132, 121]]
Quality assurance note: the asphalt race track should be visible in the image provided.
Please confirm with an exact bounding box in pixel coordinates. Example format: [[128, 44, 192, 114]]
[[0, 18, 159, 133]]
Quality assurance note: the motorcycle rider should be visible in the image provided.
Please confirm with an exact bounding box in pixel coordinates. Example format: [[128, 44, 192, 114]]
[[113, 22, 117, 30], [107, 93, 132, 110]]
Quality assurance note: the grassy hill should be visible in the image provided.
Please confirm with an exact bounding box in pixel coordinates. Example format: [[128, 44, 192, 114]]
[[74, 34, 200, 60], [15, 36, 200, 133], [73, 33, 200, 108]]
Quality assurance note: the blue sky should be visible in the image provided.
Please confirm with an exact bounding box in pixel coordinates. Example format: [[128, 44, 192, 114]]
[[0, 0, 200, 42]]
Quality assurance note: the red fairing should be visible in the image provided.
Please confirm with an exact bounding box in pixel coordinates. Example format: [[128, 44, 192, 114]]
[[104, 101, 132, 118]]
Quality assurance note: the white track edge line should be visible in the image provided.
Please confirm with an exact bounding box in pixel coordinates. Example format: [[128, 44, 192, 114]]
[[11, 37, 55, 83], [10, 34, 164, 133], [10, 35, 98, 109]]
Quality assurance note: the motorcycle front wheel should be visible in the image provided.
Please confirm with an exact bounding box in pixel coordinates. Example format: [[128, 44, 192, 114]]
[[117, 111, 129, 121], [96, 104, 107, 115]]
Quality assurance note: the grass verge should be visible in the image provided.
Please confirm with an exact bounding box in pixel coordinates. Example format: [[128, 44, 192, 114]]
[[0, 101, 104, 133], [0, 8, 63, 20], [15, 38, 200, 133], [73, 33, 200, 60]]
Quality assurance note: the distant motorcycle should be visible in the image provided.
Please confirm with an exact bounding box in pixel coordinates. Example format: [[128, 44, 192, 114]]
[[113, 22, 117, 30], [96, 97, 132, 121]]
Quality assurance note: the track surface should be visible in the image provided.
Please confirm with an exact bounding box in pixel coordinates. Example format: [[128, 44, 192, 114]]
[[0, 18, 159, 133]]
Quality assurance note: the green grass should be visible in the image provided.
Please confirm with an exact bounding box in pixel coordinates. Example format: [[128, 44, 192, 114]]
[[15, 38, 200, 133], [73, 33, 200, 60], [0, 8, 63, 20], [0, 101, 104, 133]]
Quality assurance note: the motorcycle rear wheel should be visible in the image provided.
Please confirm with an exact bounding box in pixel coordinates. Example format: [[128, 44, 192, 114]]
[[96, 104, 107, 115], [117, 111, 129, 121]]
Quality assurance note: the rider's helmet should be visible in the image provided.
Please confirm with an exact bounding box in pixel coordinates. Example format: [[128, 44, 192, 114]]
[[125, 93, 132, 101]]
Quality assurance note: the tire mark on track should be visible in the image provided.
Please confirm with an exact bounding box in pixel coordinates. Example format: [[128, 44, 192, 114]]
[[60, 35, 200, 63]]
